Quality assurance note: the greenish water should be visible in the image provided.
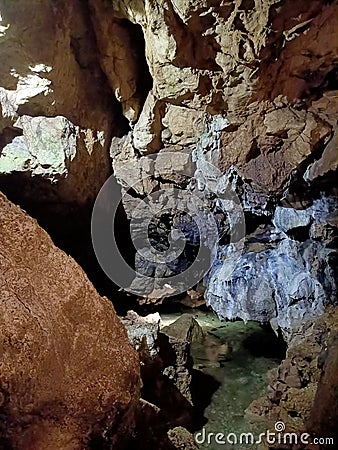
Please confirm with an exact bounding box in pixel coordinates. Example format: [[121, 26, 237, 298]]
[[160, 311, 283, 450]]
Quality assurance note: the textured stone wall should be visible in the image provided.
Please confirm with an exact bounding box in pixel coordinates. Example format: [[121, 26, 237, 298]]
[[103, 0, 337, 337], [0, 0, 337, 333], [0, 0, 337, 446]]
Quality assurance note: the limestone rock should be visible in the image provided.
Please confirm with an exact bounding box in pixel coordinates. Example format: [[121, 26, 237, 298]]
[[167, 427, 198, 450], [213, 101, 332, 194], [132, 92, 164, 154], [205, 196, 337, 338], [161, 105, 205, 149], [113, 0, 337, 117], [0, 115, 77, 179], [0, 193, 140, 450], [88, 0, 152, 123], [160, 315, 203, 404], [100, 0, 338, 329], [121, 310, 161, 358], [308, 332, 338, 444], [161, 313, 205, 344], [304, 92, 338, 182], [0, 0, 116, 205], [122, 311, 198, 427]]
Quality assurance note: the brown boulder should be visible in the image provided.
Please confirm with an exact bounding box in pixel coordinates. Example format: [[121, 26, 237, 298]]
[[308, 333, 338, 447], [0, 193, 140, 449]]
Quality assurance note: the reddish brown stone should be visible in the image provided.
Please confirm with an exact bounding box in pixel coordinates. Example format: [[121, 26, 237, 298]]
[[0, 193, 140, 449]]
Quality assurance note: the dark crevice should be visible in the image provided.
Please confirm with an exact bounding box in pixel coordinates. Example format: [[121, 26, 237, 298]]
[[243, 323, 287, 359], [0, 127, 23, 150], [245, 138, 261, 162], [241, 0, 255, 9], [75, 0, 131, 135], [0, 173, 140, 315], [245, 212, 272, 236], [233, 15, 246, 33], [281, 169, 338, 209], [190, 370, 220, 421], [214, 4, 235, 21], [286, 223, 311, 242], [115, 19, 153, 111], [304, 66, 338, 101], [87, 0, 153, 125]]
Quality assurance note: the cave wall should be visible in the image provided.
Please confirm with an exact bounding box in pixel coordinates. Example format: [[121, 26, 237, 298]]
[[0, 0, 337, 335], [0, 0, 337, 447], [105, 0, 338, 337]]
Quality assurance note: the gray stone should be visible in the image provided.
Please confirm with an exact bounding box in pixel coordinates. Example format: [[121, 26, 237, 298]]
[[0, 115, 78, 180], [205, 236, 336, 339], [161, 314, 205, 344]]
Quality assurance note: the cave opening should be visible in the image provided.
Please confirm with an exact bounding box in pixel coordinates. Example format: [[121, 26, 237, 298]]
[[117, 18, 153, 109]]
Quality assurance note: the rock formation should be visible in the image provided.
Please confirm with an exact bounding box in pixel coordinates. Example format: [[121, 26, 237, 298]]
[[246, 307, 338, 448], [0, 193, 140, 450], [122, 311, 199, 416], [0, 0, 124, 206], [0, 0, 337, 446], [102, 0, 337, 338], [121, 311, 206, 448], [0, 1, 337, 336]]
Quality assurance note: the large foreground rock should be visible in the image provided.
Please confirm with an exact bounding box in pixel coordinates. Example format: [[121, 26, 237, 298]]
[[0, 193, 140, 450]]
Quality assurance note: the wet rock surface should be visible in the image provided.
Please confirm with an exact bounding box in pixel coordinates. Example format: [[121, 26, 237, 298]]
[[160, 310, 284, 450]]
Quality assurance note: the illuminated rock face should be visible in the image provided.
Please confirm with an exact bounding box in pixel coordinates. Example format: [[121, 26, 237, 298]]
[[0, 0, 115, 205], [205, 193, 337, 339], [101, 0, 337, 335], [0, 192, 140, 450], [0, 0, 337, 335]]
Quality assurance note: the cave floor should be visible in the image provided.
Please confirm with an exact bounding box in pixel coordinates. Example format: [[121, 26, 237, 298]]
[[161, 311, 282, 450]]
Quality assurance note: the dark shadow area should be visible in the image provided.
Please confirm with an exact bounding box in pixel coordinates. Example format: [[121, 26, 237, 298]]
[[119, 19, 153, 106], [190, 369, 221, 420], [286, 223, 311, 242], [0, 173, 141, 315], [245, 211, 272, 236], [243, 323, 287, 360]]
